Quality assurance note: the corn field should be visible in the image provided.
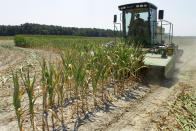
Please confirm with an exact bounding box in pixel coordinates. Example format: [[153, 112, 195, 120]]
[[12, 35, 146, 130], [14, 35, 115, 49]]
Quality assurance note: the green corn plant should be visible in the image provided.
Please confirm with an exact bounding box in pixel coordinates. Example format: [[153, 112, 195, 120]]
[[129, 44, 145, 80], [41, 60, 58, 130], [52, 61, 67, 130], [95, 47, 108, 102], [82, 76, 89, 113], [100, 53, 110, 101], [84, 64, 91, 112], [78, 61, 87, 113], [117, 45, 132, 94], [60, 50, 74, 99], [47, 64, 56, 108], [12, 72, 23, 131], [46, 64, 56, 129], [72, 54, 83, 114], [56, 72, 65, 126], [55, 69, 65, 107], [89, 48, 106, 106], [70, 51, 91, 114], [107, 45, 121, 95], [106, 44, 135, 95], [21, 68, 36, 131], [40, 58, 49, 131]]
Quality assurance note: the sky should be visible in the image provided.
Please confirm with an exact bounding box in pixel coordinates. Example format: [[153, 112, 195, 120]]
[[0, 0, 195, 36]]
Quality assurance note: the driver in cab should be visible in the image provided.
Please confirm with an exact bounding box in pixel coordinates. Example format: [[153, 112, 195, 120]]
[[132, 14, 144, 37]]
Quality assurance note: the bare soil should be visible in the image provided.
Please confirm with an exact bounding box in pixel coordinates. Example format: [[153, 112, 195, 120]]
[[0, 39, 195, 131]]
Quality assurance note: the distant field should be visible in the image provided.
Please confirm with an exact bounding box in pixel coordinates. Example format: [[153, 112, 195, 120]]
[[0, 36, 13, 40], [14, 35, 117, 49]]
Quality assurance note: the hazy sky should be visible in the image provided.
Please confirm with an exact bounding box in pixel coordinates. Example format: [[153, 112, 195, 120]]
[[0, 0, 195, 36]]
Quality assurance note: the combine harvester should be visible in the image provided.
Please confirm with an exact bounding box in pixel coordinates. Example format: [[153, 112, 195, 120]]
[[114, 2, 182, 78]]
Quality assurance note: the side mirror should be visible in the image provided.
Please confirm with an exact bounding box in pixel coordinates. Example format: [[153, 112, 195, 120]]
[[114, 15, 117, 23], [158, 10, 164, 20]]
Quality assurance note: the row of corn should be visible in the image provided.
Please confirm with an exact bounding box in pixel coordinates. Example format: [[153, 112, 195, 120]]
[[12, 41, 145, 130]]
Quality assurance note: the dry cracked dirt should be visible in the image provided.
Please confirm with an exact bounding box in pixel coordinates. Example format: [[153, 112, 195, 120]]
[[0, 39, 195, 131]]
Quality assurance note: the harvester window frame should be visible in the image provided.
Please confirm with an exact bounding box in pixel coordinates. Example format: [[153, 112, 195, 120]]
[[123, 8, 150, 42], [149, 8, 157, 45]]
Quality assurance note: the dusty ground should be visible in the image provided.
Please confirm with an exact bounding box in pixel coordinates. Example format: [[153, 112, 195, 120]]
[[0, 39, 195, 131], [0, 41, 60, 130]]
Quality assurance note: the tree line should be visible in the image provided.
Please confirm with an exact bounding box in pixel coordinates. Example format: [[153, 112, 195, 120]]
[[0, 23, 120, 37]]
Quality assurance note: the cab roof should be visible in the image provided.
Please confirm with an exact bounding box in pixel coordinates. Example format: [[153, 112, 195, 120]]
[[119, 2, 157, 11]]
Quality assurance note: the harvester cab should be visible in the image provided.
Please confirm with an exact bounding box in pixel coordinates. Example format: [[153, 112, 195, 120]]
[[115, 2, 181, 78]]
